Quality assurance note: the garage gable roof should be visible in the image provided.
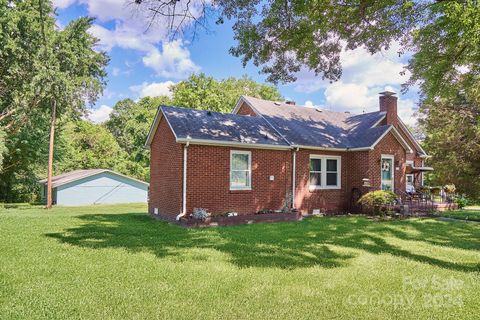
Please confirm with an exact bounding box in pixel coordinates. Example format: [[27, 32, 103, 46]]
[[38, 169, 149, 188]]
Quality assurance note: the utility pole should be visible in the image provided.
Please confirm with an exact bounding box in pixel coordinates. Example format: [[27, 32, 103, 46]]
[[39, 0, 55, 208], [46, 99, 56, 208]]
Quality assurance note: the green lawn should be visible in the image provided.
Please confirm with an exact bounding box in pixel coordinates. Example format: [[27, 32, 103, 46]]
[[434, 210, 480, 221], [1, 204, 479, 319]]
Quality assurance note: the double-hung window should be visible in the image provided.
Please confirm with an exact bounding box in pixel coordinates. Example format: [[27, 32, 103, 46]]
[[230, 150, 251, 190], [309, 155, 341, 189]]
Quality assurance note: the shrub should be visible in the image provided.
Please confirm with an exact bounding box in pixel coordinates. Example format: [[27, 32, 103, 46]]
[[192, 208, 209, 220], [358, 190, 397, 216], [453, 195, 469, 209]]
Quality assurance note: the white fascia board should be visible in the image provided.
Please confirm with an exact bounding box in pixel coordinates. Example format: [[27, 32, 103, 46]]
[[370, 126, 413, 153], [144, 106, 178, 148], [397, 119, 428, 156], [144, 107, 163, 148], [49, 170, 149, 188]]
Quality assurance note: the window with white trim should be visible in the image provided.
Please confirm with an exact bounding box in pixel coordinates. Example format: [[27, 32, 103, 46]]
[[309, 155, 341, 189], [230, 150, 251, 190]]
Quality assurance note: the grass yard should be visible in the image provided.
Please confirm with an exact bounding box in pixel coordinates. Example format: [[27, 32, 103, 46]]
[[0, 204, 479, 319], [434, 210, 480, 222]]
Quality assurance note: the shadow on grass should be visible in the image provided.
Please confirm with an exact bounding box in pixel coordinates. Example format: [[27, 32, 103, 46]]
[[46, 213, 480, 271]]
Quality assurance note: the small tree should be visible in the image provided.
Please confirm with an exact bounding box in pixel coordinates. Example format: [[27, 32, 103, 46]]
[[358, 190, 397, 216]]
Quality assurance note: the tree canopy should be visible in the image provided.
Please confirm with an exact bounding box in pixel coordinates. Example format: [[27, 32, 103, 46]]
[[171, 73, 282, 112], [134, 1, 479, 102], [0, 0, 108, 202]]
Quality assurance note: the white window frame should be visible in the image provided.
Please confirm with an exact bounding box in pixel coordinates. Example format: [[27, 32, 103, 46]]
[[381, 154, 395, 191], [406, 174, 414, 190], [309, 155, 342, 190], [230, 150, 252, 190]]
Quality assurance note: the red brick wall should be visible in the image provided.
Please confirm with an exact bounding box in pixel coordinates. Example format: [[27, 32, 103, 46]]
[[186, 145, 291, 215], [294, 150, 348, 213], [368, 131, 407, 194], [149, 117, 183, 217], [344, 150, 372, 204], [236, 102, 258, 116], [149, 123, 412, 217]]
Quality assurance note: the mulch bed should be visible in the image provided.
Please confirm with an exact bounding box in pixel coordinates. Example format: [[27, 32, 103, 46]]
[[150, 212, 303, 228]]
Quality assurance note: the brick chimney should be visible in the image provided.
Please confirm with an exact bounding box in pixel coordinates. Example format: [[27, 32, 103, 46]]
[[379, 91, 397, 125]]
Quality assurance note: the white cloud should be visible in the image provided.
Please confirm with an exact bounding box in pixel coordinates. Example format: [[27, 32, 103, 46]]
[[87, 105, 113, 123], [304, 100, 324, 109], [322, 82, 417, 125], [52, 0, 77, 9], [324, 82, 373, 110], [129, 81, 175, 98], [71, 0, 202, 79], [294, 44, 409, 94], [142, 41, 200, 79], [292, 42, 418, 124]]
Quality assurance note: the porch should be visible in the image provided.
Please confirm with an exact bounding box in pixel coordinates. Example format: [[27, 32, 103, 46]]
[[396, 191, 458, 213]]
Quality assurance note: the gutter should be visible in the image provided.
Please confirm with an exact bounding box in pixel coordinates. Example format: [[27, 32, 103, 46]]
[[176, 138, 291, 150]]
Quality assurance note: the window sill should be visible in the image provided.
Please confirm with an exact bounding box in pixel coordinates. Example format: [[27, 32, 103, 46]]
[[230, 188, 252, 192], [309, 186, 341, 191]]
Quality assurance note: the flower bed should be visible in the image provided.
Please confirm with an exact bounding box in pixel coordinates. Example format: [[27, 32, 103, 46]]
[[180, 211, 302, 228]]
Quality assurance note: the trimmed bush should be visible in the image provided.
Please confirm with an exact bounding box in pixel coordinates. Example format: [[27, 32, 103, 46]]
[[358, 190, 397, 216]]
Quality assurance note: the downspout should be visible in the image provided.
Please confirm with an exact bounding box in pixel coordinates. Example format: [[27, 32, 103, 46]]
[[292, 147, 298, 208], [176, 141, 189, 221]]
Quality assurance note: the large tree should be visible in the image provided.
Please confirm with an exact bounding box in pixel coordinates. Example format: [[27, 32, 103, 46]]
[[171, 73, 282, 112], [0, 1, 108, 203], [56, 121, 130, 174], [421, 93, 480, 199], [106, 96, 171, 182], [134, 1, 479, 101]]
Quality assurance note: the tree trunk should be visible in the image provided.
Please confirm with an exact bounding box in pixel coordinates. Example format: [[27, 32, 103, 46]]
[[46, 99, 56, 209]]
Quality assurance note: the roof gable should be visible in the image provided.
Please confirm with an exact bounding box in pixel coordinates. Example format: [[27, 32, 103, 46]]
[[236, 96, 388, 149], [38, 169, 148, 188], [145, 96, 419, 153], [396, 119, 428, 157]]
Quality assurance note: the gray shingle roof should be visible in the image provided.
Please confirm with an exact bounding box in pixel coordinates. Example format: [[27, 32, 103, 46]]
[[161, 106, 290, 147], [38, 169, 148, 188], [147, 97, 409, 151], [241, 96, 387, 148]]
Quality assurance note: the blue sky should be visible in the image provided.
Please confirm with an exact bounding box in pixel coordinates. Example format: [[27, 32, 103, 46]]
[[53, 0, 419, 124]]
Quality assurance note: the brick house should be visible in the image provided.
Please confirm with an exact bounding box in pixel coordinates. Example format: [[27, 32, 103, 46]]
[[145, 91, 431, 220]]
